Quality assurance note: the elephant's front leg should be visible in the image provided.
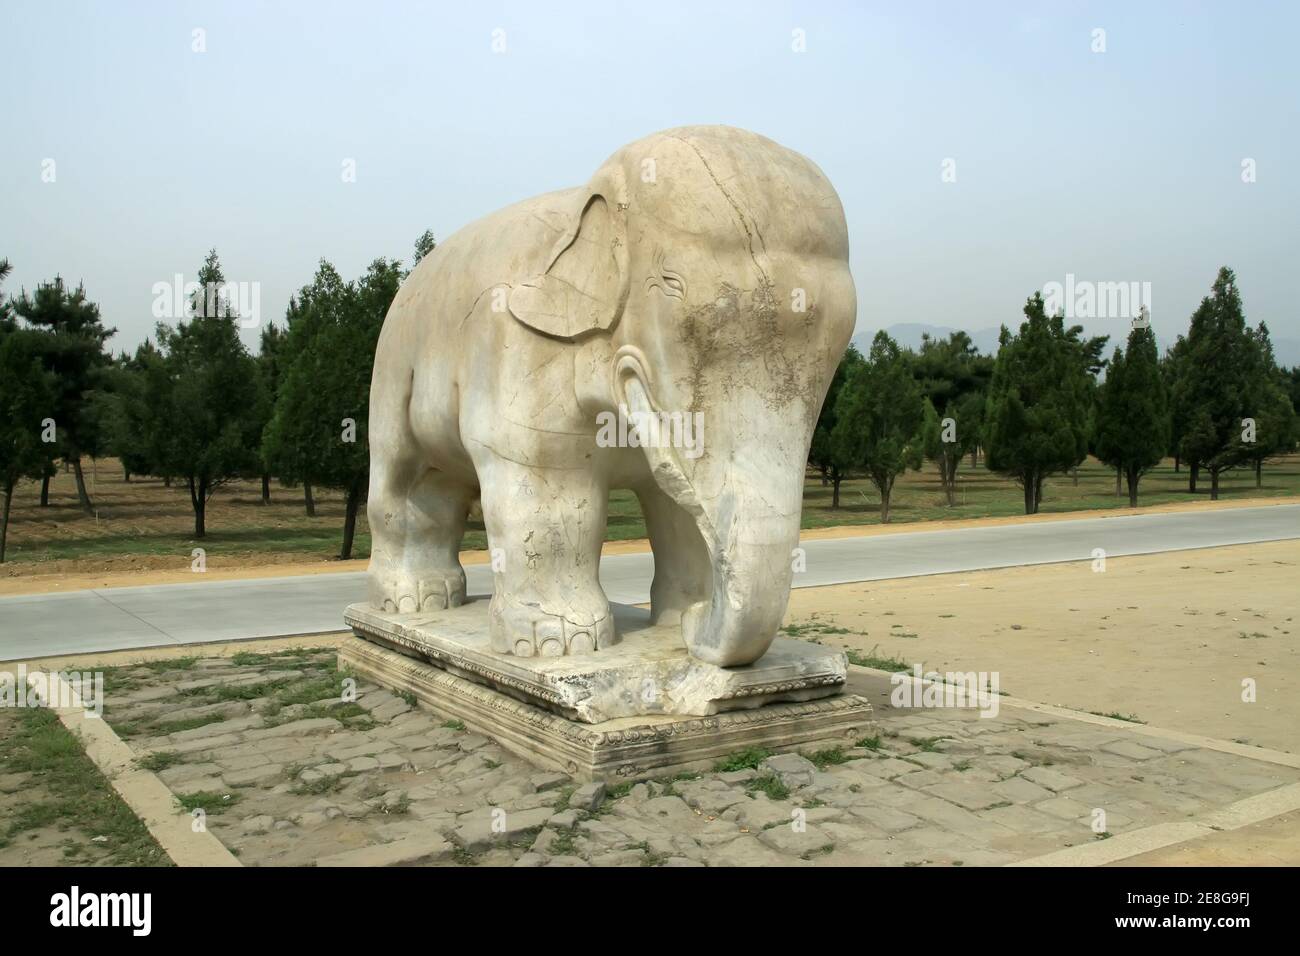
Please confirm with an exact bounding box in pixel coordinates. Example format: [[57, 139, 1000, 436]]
[[476, 456, 615, 657]]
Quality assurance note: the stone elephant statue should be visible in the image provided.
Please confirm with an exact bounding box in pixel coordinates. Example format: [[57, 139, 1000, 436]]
[[366, 125, 855, 667]]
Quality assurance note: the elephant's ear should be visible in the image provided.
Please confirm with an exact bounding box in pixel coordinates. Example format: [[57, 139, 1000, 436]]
[[509, 193, 628, 340]]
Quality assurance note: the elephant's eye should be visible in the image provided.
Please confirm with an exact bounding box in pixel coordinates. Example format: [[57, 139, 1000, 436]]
[[661, 272, 685, 298]]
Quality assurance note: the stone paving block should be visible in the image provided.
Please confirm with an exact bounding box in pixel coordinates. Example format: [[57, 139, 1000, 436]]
[[922, 781, 1007, 811], [1033, 795, 1095, 822], [224, 764, 283, 787], [1019, 766, 1084, 792], [991, 776, 1055, 804], [243, 717, 341, 740], [845, 805, 921, 832], [157, 761, 224, 786], [757, 823, 833, 856], [317, 834, 452, 867], [569, 781, 606, 812]]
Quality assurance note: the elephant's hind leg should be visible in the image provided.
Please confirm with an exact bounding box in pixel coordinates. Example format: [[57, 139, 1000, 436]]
[[368, 463, 474, 613]]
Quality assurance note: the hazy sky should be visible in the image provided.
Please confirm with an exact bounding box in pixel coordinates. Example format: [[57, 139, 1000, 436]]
[[2, 0, 1296, 359]]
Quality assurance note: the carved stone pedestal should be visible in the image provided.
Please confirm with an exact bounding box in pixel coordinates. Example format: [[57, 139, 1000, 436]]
[[341, 600, 876, 781]]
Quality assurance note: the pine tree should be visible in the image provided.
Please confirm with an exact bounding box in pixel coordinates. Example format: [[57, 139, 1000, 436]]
[[809, 344, 861, 509], [831, 332, 923, 522], [11, 276, 114, 514], [155, 251, 263, 537], [1241, 322, 1297, 486], [984, 293, 1092, 514], [1175, 268, 1254, 500], [1094, 325, 1170, 506]]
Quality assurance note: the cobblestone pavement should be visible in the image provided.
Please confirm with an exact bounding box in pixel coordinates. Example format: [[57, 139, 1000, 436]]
[[96, 649, 1300, 866]]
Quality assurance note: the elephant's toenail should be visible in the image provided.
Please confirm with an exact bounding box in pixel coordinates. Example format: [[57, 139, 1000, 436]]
[[569, 632, 594, 654], [539, 638, 564, 657], [514, 640, 535, 657]]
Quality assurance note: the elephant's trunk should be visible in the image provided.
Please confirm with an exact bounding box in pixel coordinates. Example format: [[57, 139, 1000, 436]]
[[678, 469, 804, 667], [620, 360, 808, 667]]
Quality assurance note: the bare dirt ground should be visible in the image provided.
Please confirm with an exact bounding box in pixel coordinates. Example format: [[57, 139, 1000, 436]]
[[785, 540, 1299, 754]]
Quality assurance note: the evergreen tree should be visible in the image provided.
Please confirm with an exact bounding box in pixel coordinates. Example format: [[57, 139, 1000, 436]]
[[1094, 324, 1170, 506], [1, 261, 59, 562], [155, 252, 263, 537], [1175, 268, 1254, 500], [264, 257, 403, 558], [412, 229, 437, 268], [831, 332, 923, 522], [984, 293, 1092, 514], [11, 276, 114, 514], [0, 330, 57, 562], [808, 344, 862, 509], [1241, 322, 1297, 486]]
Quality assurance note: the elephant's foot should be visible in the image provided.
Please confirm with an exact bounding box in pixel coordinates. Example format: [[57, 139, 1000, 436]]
[[370, 566, 467, 614], [489, 591, 615, 657]]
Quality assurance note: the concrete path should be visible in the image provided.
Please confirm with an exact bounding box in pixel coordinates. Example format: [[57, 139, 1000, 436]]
[[2, 504, 1296, 661]]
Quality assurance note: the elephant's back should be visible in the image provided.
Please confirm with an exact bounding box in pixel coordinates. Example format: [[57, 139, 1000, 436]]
[[399, 187, 584, 319]]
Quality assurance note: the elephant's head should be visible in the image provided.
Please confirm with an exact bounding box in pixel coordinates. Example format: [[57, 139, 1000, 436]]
[[509, 126, 856, 667]]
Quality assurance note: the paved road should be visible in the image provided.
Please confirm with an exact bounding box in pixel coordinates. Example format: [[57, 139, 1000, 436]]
[[2, 505, 1296, 661]]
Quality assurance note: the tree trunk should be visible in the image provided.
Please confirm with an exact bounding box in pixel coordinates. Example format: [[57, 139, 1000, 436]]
[[831, 469, 841, 510], [1173, 453, 1180, 473], [1072, 464, 1078, 486], [1127, 467, 1139, 507], [72, 458, 93, 515], [189, 475, 207, 538], [1023, 475, 1035, 515], [880, 479, 892, 524], [970, 448, 978, 469], [341, 480, 362, 560], [944, 459, 956, 507], [164, 475, 171, 488], [1035, 475, 1045, 514], [1256, 459, 1263, 488], [261, 472, 271, 505], [1210, 470, 1219, 501], [40, 472, 50, 507], [0, 479, 13, 563], [304, 479, 316, 517], [1189, 463, 1198, 493], [123, 466, 130, 482]]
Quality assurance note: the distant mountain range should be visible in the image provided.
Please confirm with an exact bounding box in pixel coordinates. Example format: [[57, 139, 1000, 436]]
[[850, 322, 1300, 368]]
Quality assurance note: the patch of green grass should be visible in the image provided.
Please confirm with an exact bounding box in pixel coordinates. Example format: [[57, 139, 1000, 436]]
[[855, 735, 883, 751], [844, 648, 911, 672], [177, 790, 240, 815], [272, 675, 343, 707], [208, 679, 293, 701], [745, 773, 790, 801], [137, 751, 183, 773], [152, 714, 228, 736], [451, 846, 479, 866], [1089, 711, 1146, 724], [952, 759, 972, 772], [909, 736, 947, 752], [291, 775, 343, 796], [442, 719, 466, 731], [807, 747, 849, 769], [548, 828, 577, 857], [714, 747, 772, 773], [0, 709, 168, 865]]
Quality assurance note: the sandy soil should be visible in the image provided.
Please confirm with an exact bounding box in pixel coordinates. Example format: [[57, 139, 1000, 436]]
[[1116, 809, 1300, 866], [2, 496, 1291, 597], [787, 539, 1299, 753]]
